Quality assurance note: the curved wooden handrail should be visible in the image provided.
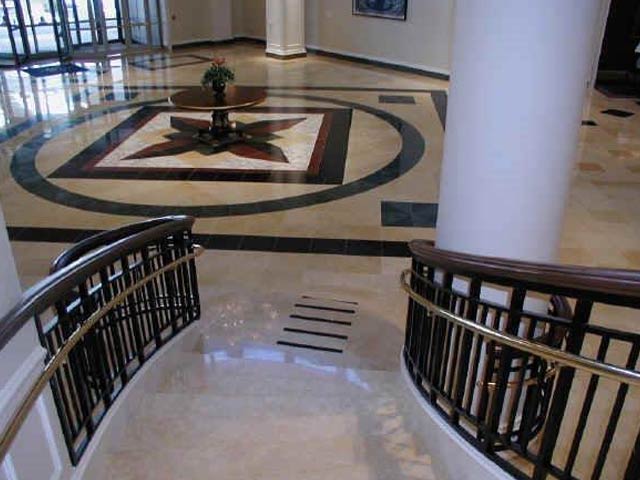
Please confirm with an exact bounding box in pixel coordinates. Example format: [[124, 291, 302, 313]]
[[50, 216, 183, 272], [409, 240, 640, 306], [0, 215, 195, 351]]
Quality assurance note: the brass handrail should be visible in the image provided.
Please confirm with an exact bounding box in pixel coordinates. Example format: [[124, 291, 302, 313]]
[[400, 269, 640, 388], [0, 245, 204, 462]]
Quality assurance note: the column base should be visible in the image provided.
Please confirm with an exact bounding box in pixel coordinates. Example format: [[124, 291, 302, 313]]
[[265, 51, 307, 60]]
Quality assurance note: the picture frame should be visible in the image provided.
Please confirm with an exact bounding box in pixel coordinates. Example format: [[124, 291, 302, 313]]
[[352, 0, 408, 21]]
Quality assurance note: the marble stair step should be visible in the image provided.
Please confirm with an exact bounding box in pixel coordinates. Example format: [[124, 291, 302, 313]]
[[105, 430, 434, 480], [115, 407, 420, 452], [130, 389, 417, 426], [197, 335, 397, 371], [156, 352, 398, 397]]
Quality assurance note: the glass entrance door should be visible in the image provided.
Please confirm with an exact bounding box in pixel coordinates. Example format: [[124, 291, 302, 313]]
[[0, 0, 70, 64], [22, 0, 71, 58], [66, 0, 162, 56], [0, 0, 161, 65], [0, 0, 28, 63]]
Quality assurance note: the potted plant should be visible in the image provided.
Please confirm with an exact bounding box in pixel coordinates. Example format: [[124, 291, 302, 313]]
[[201, 56, 235, 97]]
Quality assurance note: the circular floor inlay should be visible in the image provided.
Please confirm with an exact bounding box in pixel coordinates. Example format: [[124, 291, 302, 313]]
[[11, 93, 425, 217]]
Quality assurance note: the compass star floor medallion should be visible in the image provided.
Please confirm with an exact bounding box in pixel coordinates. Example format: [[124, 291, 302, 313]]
[[50, 106, 353, 184]]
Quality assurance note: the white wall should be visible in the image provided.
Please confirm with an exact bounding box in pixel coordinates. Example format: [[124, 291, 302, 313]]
[[166, 0, 232, 46], [0, 205, 71, 480], [232, 0, 266, 39], [306, 0, 453, 75], [233, 0, 453, 74]]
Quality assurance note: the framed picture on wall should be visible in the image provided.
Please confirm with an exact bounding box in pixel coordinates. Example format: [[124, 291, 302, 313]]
[[352, 0, 408, 21]]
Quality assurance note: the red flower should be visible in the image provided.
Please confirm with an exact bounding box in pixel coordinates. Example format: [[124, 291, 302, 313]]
[[211, 56, 226, 66]]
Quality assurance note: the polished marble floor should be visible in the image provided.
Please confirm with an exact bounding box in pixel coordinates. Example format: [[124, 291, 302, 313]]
[[2, 41, 640, 479], [1, 42, 639, 281]]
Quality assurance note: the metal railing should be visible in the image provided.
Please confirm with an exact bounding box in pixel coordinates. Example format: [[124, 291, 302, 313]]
[[401, 240, 640, 480], [0, 216, 202, 465]]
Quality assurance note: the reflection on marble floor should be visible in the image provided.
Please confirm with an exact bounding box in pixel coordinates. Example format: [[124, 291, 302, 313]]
[[100, 250, 437, 480], [2, 41, 640, 479], [0, 42, 639, 279]]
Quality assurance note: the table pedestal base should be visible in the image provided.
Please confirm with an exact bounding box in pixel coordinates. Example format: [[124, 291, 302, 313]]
[[195, 110, 250, 148]]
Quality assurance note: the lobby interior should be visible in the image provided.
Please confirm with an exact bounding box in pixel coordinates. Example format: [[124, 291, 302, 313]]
[[0, 1, 640, 479]]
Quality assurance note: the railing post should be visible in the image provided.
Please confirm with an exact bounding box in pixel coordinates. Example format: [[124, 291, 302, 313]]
[[532, 298, 593, 480]]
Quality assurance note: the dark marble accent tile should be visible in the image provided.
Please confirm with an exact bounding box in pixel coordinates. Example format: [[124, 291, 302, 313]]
[[23, 63, 87, 77], [601, 109, 635, 118], [192, 234, 242, 251], [345, 239, 383, 257], [238, 235, 278, 251], [276, 340, 342, 354], [381, 241, 411, 257], [7, 227, 412, 258], [582, 120, 598, 126], [310, 238, 347, 255], [430, 91, 448, 128], [7, 226, 89, 243], [379, 95, 416, 105], [381, 201, 438, 228], [273, 237, 312, 253]]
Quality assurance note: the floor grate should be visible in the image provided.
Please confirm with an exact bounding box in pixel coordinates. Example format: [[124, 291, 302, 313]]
[[277, 295, 358, 354]]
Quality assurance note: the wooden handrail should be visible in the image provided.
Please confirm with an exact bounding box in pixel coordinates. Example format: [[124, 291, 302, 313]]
[[50, 216, 184, 272], [409, 240, 640, 306]]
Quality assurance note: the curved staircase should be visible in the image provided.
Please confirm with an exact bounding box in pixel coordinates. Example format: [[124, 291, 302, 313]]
[[102, 308, 437, 479], [2, 217, 640, 480]]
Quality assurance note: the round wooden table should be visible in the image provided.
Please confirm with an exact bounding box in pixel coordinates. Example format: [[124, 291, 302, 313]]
[[169, 86, 267, 147]]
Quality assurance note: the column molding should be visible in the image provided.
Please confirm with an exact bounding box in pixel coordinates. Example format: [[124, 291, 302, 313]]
[[266, 0, 306, 59]]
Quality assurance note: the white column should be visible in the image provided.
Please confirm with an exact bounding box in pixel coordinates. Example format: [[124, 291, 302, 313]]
[[266, 0, 306, 58], [436, 0, 603, 263]]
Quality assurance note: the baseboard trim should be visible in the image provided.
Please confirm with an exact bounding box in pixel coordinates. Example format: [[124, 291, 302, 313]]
[[306, 45, 450, 80], [168, 37, 449, 80], [234, 36, 266, 45]]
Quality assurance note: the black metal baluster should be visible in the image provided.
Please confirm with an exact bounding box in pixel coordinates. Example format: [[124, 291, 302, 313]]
[[533, 298, 593, 480], [625, 426, 640, 480], [120, 256, 146, 365], [160, 239, 180, 334], [465, 303, 489, 415], [563, 336, 610, 476], [591, 340, 640, 479], [98, 268, 128, 386], [141, 246, 163, 348]]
